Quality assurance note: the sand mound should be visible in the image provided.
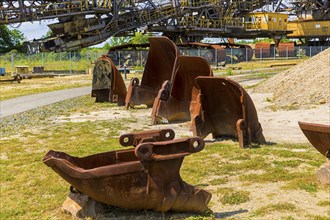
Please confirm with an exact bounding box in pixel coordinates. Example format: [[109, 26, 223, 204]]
[[255, 48, 330, 109]]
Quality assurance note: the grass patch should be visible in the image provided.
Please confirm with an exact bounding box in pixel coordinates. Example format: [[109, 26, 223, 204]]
[[239, 167, 306, 183], [217, 188, 250, 205], [281, 176, 325, 193], [251, 202, 297, 217], [0, 75, 92, 101], [208, 178, 229, 185], [272, 160, 303, 168], [317, 200, 330, 207]]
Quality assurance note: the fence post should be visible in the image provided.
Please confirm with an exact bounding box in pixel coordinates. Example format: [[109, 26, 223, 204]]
[[299, 46, 301, 60], [321, 46, 323, 52], [140, 50, 142, 66], [274, 46, 276, 60], [118, 51, 121, 66], [309, 46, 312, 57], [215, 49, 218, 67], [286, 46, 288, 60], [11, 52, 14, 75], [124, 65, 127, 80], [70, 52, 72, 75], [230, 48, 233, 65], [245, 47, 248, 63], [42, 53, 44, 68]]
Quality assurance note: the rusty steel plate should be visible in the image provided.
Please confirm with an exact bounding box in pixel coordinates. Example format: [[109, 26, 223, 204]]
[[43, 137, 211, 213], [190, 76, 265, 148], [91, 55, 127, 105], [298, 121, 330, 158], [119, 129, 175, 147], [125, 36, 180, 109], [151, 56, 213, 124]]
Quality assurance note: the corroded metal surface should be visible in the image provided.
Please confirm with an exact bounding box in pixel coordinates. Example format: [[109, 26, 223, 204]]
[[43, 137, 211, 213], [119, 129, 175, 147], [91, 55, 127, 105], [125, 36, 180, 109], [190, 76, 265, 148], [278, 42, 295, 57], [151, 56, 213, 124], [298, 121, 330, 158]]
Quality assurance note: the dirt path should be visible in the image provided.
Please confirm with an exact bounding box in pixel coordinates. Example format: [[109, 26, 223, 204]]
[[251, 91, 330, 143]]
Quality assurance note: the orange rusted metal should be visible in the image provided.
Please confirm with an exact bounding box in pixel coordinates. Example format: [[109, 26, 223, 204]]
[[91, 55, 127, 105], [298, 121, 330, 158], [125, 36, 180, 109], [255, 42, 271, 58], [278, 42, 295, 57], [43, 136, 211, 213], [190, 76, 265, 148], [151, 56, 213, 124], [119, 129, 175, 147]]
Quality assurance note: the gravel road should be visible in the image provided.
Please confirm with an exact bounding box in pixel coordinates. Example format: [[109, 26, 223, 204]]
[[0, 86, 91, 118]]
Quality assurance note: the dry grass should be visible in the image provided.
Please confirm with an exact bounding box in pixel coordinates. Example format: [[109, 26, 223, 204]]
[[0, 75, 92, 100]]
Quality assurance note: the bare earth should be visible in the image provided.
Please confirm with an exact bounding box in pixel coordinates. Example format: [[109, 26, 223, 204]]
[[57, 88, 330, 144]]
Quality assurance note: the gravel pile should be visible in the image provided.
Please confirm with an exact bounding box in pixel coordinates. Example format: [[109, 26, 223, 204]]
[[255, 48, 330, 109]]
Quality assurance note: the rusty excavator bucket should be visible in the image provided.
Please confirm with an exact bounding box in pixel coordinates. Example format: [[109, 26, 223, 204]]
[[190, 76, 265, 148], [125, 36, 180, 109], [91, 55, 127, 106], [43, 132, 211, 213], [151, 56, 213, 124], [298, 122, 330, 158]]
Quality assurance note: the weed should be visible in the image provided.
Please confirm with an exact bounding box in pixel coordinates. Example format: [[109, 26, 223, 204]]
[[273, 160, 303, 168], [251, 202, 297, 217], [226, 68, 233, 76], [208, 178, 229, 185], [217, 188, 250, 205], [317, 200, 330, 207], [239, 168, 306, 183], [281, 176, 323, 193]]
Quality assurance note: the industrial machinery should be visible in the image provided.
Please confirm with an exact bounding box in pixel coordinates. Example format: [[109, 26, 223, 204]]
[[0, 1, 329, 53]]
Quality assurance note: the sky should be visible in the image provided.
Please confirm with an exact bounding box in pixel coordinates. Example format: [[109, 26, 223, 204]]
[[10, 21, 52, 41]]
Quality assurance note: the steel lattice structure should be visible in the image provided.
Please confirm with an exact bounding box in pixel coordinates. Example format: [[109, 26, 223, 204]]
[[0, 0, 329, 52]]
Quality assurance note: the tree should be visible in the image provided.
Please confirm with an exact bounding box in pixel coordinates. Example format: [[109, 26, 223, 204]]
[[41, 28, 53, 39], [129, 32, 150, 44], [103, 36, 131, 50], [0, 25, 25, 53]]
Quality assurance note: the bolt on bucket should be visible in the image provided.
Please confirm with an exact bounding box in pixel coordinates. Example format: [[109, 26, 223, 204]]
[[91, 55, 127, 105], [151, 56, 213, 124], [43, 135, 211, 213], [298, 121, 330, 158], [125, 36, 180, 109], [190, 76, 265, 148]]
